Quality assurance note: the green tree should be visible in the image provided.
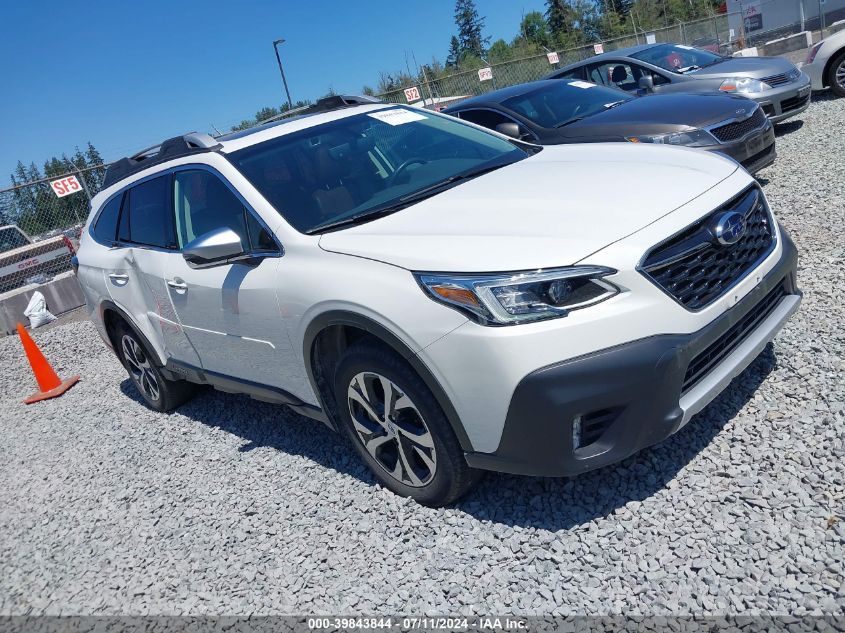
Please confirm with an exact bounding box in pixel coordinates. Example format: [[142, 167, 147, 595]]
[[519, 11, 551, 49], [546, 0, 576, 41], [454, 0, 489, 59], [487, 38, 513, 63], [255, 106, 280, 122], [445, 35, 462, 68]]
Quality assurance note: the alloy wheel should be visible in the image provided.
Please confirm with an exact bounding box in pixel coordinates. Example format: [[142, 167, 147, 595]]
[[121, 334, 160, 402], [836, 59, 845, 92], [347, 371, 437, 487]]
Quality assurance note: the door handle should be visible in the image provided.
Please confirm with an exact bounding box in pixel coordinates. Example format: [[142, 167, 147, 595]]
[[108, 272, 129, 286], [166, 278, 188, 292]]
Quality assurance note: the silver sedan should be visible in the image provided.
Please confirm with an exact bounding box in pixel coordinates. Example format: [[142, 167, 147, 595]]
[[803, 30, 845, 98]]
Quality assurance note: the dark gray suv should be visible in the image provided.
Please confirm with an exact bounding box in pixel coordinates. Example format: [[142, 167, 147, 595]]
[[548, 43, 811, 123]]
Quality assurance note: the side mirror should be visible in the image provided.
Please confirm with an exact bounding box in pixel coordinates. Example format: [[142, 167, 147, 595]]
[[183, 228, 245, 269], [495, 122, 523, 139], [638, 75, 655, 94]]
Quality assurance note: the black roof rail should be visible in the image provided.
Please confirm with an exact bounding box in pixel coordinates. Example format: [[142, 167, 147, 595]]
[[102, 132, 221, 189], [302, 94, 382, 114]]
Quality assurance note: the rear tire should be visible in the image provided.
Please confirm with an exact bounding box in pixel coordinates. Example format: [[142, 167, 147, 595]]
[[114, 321, 197, 412], [333, 345, 481, 506], [828, 51, 845, 98]]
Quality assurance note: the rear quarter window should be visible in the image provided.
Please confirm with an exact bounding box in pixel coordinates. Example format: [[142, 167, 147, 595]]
[[91, 194, 123, 245]]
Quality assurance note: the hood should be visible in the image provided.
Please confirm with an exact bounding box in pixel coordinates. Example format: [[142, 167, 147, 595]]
[[563, 93, 757, 136], [689, 56, 797, 80], [319, 144, 737, 272]]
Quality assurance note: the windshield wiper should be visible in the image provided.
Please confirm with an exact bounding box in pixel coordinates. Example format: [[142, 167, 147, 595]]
[[306, 161, 512, 234], [676, 64, 701, 74], [604, 100, 626, 109], [555, 116, 587, 128]]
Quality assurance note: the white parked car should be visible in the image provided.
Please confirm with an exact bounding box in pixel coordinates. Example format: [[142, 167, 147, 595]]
[[75, 96, 801, 506], [803, 29, 845, 97]]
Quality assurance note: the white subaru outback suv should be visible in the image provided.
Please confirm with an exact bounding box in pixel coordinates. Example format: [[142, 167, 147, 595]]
[[76, 95, 800, 506]]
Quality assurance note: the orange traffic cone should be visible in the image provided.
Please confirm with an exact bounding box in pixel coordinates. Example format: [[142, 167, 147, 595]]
[[16, 322, 80, 404]]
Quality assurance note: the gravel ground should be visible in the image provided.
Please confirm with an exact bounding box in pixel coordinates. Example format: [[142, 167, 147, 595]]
[[1, 96, 843, 617]]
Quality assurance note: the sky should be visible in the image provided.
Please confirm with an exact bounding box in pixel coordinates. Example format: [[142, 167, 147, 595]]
[[0, 0, 547, 188]]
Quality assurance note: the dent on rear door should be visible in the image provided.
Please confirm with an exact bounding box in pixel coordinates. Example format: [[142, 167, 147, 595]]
[[104, 246, 200, 366]]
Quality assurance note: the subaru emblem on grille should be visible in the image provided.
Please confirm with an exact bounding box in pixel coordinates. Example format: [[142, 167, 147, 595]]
[[712, 211, 747, 246]]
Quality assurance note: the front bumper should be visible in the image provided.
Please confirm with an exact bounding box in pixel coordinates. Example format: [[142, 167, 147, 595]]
[[708, 120, 776, 174], [464, 230, 800, 477], [752, 73, 812, 123]]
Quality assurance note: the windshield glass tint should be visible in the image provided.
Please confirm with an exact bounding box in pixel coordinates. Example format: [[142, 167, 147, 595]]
[[502, 81, 632, 128], [0, 227, 30, 253], [630, 44, 722, 72], [228, 108, 527, 233]]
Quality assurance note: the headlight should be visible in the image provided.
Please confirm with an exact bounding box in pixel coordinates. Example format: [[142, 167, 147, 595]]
[[626, 128, 716, 147], [415, 266, 619, 325], [719, 77, 771, 93]]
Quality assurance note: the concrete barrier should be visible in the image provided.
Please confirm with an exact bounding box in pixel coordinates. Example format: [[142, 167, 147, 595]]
[[829, 20, 845, 35], [0, 272, 85, 335], [733, 47, 759, 57], [762, 31, 812, 56]]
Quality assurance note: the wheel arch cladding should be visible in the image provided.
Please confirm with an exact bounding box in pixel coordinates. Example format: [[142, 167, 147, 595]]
[[99, 300, 165, 367], [303, 311, 474, 452]]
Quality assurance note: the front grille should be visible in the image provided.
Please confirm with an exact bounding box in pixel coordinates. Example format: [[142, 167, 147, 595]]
[[763, 69, 799, 87], [780, 93, 810, 113], [762, 73, 790, 87], [711, 108, 767, 143], [682, 283, 787, 393], [640, 187, 776, 311]]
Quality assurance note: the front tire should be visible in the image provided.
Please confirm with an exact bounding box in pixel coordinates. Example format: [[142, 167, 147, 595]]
[[828, 51, 845, 98], [115, 322, 196, 412], [333, 345, 481, 506]]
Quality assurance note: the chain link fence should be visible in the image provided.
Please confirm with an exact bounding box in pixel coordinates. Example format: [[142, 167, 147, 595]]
[[376, 13, 739, 106], [0, 164, 105, 294]]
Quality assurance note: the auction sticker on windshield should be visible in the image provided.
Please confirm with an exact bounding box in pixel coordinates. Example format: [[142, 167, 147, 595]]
[[368, 109, 427, 126]]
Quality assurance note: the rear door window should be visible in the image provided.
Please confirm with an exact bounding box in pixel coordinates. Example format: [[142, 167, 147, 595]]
[[119, 176, 177, 249]]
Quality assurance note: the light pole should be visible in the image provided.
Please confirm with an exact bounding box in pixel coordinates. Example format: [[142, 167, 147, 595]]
[[273, 38, 293, 112]]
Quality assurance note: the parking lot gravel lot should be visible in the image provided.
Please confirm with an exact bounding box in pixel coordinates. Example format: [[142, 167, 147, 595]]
[[1, 95, 843, 617]]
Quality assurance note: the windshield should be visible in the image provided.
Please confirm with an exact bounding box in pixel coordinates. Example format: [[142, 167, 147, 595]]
[[502, 81, 633, 128], [228, 107, 528, 233], [631, 44, 724, 73], [0, 227, 30, 253]]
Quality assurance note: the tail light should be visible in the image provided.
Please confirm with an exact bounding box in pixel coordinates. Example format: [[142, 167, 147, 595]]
[[806, 42, 823, 65], [62, 235, 76, 256]]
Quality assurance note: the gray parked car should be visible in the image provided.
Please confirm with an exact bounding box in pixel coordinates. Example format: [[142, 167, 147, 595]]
[[548, 43, 811, 123]]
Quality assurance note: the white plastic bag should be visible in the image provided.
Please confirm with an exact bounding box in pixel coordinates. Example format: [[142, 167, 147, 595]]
[[23, 291, 57, 329]]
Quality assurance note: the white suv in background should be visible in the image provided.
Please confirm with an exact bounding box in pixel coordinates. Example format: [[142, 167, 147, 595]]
[[76, 96, 801, 506]]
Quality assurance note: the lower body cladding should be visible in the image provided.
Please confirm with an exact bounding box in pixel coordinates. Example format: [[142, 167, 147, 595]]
[[462, 232, 800, 477], [712, 122, 776, 175]]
